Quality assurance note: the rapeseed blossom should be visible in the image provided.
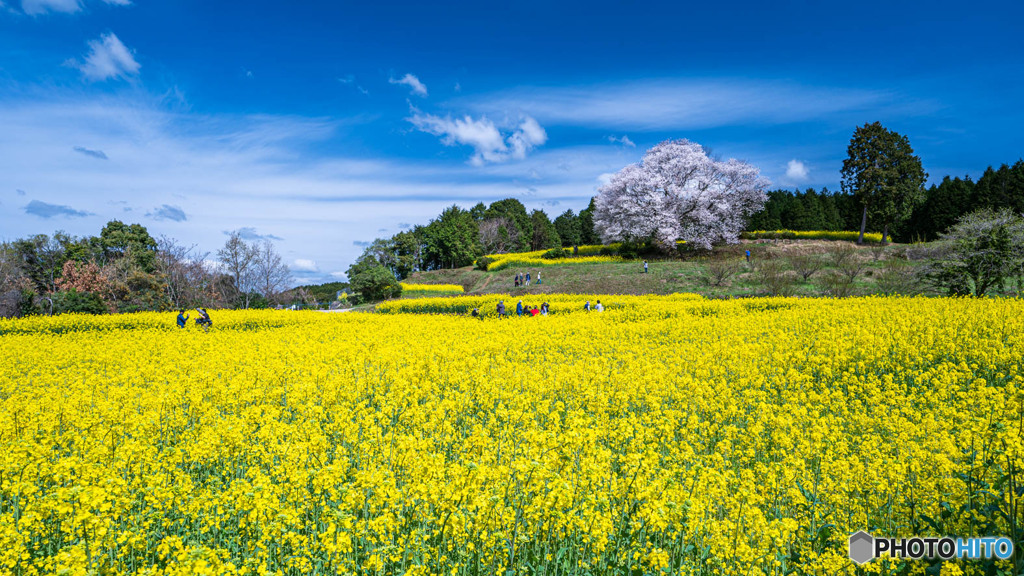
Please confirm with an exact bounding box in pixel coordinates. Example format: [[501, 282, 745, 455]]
[[1, 296, 1021, 575]]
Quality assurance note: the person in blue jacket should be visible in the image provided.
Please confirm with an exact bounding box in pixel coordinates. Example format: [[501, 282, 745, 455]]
[[176, 309, 189, 328], [516, 300, 524, 316]]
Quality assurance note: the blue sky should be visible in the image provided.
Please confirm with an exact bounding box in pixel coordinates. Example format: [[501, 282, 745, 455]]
[[2, 0, 1022, 282]]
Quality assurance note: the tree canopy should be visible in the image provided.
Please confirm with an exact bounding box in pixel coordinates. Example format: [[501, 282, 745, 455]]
[[593, 139, 768, 250], [840, 122, 927, 244]]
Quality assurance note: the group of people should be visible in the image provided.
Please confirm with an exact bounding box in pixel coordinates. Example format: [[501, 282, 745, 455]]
[[513, 271, 540, 288], [177, 307, 213, 332], [493, 299, 550, 318], [490, 299, 606, 318]]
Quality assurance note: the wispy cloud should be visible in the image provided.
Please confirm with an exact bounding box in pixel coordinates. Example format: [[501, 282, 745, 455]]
[[608, 135, 635, 147], [16, 189, 27, 196], [352, 240, 371, 247], [460, 79, 917, 131], [293, 258, 318, 272], [409, 112, 547, 165], [24, 199, 92, 218], [0, 93, 604, 283], [389, 73, 428, 97], [785, 159, 810, 182], [21, 0, 81, 15], [229, 227, 283, 241], [21, 0, 128, 15], [73, 32, 140, 82], [338, 75, 369, 95], [73, 145, 108, 159], [147, 204, 187, 221]]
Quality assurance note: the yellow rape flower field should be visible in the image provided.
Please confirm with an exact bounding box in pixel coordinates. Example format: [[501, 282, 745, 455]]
[[1, 296, 1023, 575]]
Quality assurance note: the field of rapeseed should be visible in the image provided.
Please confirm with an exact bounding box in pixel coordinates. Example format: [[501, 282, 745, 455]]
[[481, 245, 625, 272], [1, 296, 1023, 575]]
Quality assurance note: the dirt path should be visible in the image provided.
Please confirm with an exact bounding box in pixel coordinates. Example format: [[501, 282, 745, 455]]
[[474, 273, 497, 293]]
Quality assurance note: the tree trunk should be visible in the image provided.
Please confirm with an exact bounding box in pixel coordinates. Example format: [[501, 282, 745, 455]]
[[858, 205, 868, 245], [882, 224, 889, 245]]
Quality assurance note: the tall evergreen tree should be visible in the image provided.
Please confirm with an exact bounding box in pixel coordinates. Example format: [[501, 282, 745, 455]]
[[578, 197, 600, 244], [553, 209, 581, 247], [530, 209, 561, 250], [422, 205, 482, 269], [841, 122, 927, 244]]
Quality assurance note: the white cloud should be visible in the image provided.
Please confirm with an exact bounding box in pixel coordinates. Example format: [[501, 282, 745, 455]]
[[74, 33, 140, 82], [389, 73, 428, 97], [0, 93, 608, 284], [22, 0, 80, 15], [608, 135, 635, 147], [409, 112, 547, 166], [458, 79, 928, 131], [293, 259, 319, 272], [21, 0, 129, 14], [597, 173, 615, 186], [785, 159, 809, 181]]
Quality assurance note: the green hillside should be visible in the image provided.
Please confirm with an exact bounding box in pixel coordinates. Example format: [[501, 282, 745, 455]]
[[403, 240, 933, 299]]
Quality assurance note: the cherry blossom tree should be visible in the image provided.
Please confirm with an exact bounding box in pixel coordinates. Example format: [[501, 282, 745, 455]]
[[594, 139, 769, 250]]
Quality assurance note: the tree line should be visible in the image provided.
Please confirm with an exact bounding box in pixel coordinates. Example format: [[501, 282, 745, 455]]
[[346, 198, 602, 282], [749, 161, 1024, 243], [0, 222, 293, 318]]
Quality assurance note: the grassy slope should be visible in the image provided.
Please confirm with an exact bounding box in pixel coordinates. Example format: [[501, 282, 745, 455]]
[[403, 240, 932, 298]]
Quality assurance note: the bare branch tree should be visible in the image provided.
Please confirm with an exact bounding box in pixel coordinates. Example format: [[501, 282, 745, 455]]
[[157, 236, 218, 309], [701, 258, 742, 287], [786, 250, 825, 281], [253, 239, 292, 304], [217, 231, 258, 308], [478, 217, 520, 255]]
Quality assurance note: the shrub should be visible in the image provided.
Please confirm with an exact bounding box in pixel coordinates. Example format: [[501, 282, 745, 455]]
[[350, 265, 402, 302], [475, 256, 495, 271], [786, 251, 825, 281], [52, 289, 107, 315], [874, 259, 921, 296], [816, 271, 856, 298], [541, 248, 568, 260], [919, 208, 1024, 297], [826, 243, 858, 269], [702, 259, 742, 287], [754, 258, 796, 297]]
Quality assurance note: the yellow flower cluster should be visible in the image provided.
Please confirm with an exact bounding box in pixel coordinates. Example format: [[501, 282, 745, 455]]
[[481, 244, 624, 271], [741, 230, 885, 243], [1, 297, 1023, 575], [398, 283, 465, 294]]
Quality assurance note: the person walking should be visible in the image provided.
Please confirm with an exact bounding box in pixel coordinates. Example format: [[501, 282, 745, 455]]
[[536, 272, 542, 285], [595, 300, 604, 312], [526, 272, 531, 286], [497, 300, 506, 318], [176, 309, 189, 329], [745, 249, 751, 263], [516, 300, 524, 316], [643, 260, 648, 274]]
